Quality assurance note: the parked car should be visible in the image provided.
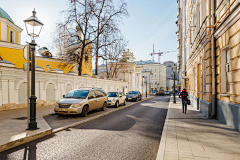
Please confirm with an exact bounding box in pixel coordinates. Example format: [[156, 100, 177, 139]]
[[54, 88, 108, 117], [150, 90, 158, 96], [107, 92, 126, 107], [153, 89, 159, 95], [164, 91, 170, 95], [126, 91, 142, 101], [159, 89, 164, 96]]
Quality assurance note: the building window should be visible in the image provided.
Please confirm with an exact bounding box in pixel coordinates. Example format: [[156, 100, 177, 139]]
[[226, 50, 230, 93], [155, 68, 157, 72], [9, 30, 15, 43], [203, 61, 206, 92], [221, 47, 230, 94], [85, 55, 88, 63], [10, 31, 13, 43]]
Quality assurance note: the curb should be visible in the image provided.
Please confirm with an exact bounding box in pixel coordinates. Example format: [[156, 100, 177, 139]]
[[155, 97, 171, 160], [52, 96, 154, 133]]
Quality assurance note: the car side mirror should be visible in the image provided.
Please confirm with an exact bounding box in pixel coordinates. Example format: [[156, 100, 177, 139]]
[[88, 96, 93, 99], [63, 95, 65, 98]]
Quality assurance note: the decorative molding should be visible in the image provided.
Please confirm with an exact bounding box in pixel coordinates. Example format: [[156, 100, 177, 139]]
[[214, 3, 240, 39]]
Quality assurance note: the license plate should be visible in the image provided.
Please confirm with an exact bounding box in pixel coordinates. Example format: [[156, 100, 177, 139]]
[[59, 109, 68, 111], [128, 98, 132, 99]]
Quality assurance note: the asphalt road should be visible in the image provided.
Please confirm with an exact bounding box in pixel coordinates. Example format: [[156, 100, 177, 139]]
[[0, 96, 169, 160]]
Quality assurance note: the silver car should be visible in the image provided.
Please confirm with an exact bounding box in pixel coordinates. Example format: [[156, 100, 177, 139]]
[[54, 88, 108, 117], [107, 92, 126, 107]]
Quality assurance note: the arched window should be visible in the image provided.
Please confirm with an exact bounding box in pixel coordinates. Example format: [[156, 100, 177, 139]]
[[10, 31, 13, 43]]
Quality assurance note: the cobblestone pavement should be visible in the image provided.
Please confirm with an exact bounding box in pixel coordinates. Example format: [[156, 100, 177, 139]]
[[0, 96, 169, 160]]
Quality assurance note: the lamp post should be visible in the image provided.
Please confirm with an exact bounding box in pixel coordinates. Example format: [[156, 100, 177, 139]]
[[145, 79, 147, 98], [24, 9, 44, 130], [142, 76, 144, 96], [173, 64, 177, 103]]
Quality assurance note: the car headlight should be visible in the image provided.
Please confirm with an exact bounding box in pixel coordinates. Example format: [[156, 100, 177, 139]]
[[71, 103, 82, 108], [112, 98, 116, 102], [54, 103, 58, 108]]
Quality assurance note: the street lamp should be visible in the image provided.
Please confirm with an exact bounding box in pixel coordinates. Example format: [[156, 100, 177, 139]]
[[24, 9, 44, 130], [142, 76, 144, 96], [172, 63, 177, 103], [145, 79, 147, 98]]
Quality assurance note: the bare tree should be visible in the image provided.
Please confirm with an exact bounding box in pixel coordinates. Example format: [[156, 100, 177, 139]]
[[89, 0, 129, 75], [53, 0, 128, 76], [99, 32, 128, 78]]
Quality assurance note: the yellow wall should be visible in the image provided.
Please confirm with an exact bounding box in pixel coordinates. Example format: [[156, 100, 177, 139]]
[[0, 47, 73, 74], [0, 47, 26, 68], [36, 59, 73, 74], [7, 26, 19, 44]]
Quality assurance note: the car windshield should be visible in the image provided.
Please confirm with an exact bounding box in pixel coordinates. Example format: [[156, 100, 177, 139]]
[[107, 92, 118, 97], [65, 90, 89, 99], [153, 90, 158, 92], [128, 91, 138, 94]]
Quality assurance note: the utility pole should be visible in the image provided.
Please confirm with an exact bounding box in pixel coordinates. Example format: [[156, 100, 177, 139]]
[[146, 79, 147, 98]]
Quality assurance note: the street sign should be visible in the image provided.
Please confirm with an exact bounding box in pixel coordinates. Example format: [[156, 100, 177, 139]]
[[23, 44, 30, 61]]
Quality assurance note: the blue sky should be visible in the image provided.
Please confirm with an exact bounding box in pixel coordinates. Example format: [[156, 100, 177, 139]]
[[2, 0, 177, 63]]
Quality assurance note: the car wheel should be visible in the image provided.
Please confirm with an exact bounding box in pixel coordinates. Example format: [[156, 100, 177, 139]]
[[139, 97, 142, 101], [123, 99, 126, 105], [101, 102, 107, 111], [80, 105, 88, 117], [115, 101, 119, 108]]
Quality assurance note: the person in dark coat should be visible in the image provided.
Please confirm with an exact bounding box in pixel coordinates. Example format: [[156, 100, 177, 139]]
[[179, 89, 188, 114]]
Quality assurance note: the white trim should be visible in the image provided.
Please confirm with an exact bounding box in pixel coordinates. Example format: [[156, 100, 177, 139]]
[[44, 80, 58, 90], [0, 41, 24, 50], [214, 3, 240, 39], [0, 17, 23, 32], [64, 81, 74, 90]]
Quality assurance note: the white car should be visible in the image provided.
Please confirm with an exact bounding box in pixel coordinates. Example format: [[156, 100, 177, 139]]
[[107, 92, 127, 108]]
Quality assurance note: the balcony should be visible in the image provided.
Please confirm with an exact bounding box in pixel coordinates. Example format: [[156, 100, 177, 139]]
[[177, 8, 180, 17]]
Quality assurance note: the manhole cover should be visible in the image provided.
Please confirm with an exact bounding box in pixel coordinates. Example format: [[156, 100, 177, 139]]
[[14, 117, 28, 120]]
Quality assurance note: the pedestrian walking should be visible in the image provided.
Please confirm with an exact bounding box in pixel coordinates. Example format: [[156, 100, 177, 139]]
[[179, 88, 188, 114]]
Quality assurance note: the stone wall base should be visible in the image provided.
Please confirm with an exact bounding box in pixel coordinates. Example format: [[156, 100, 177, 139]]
[[189, 95, 199, 110], [199, 99, 212, 118], [217, 100, 240, 132], [0, 100, 57, 111]]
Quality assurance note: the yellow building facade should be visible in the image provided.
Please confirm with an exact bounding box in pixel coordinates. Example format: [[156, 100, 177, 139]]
[[0, 7, 92, 75], [177, 0, 240, 131]]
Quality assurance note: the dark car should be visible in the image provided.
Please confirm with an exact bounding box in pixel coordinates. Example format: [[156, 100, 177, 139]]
[[126, 91, 142, 101]]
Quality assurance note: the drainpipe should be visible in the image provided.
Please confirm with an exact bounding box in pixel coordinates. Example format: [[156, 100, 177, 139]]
[[211, 0, 216, 118], [183, 0, 186, 89]]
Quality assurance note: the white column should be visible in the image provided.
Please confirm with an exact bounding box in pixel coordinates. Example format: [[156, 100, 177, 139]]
[[39, 81, 44, 100], [8, 80, 15, 104], [0, 89, 2, 106], [35, 81, 39, 100], [18, 32, 21, 44], [61, 82, 65, 95], [132, 72, 135, 91], [2, 80, 8, 104], [57, 82, 61, 100], [1, 22, 7, 41]]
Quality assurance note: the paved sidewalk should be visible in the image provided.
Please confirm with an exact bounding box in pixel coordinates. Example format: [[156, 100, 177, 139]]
[[157, 97, 240, 160], [0, 95, 154, 152]]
